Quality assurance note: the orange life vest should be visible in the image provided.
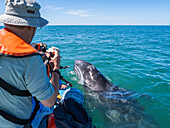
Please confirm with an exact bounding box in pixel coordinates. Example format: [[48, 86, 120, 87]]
[[0, 27, 40, 125], [0, 27, 39, 57]]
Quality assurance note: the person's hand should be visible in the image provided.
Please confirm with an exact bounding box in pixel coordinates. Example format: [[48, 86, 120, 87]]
[[49, 51, 60, 70], [60, 84, 68, 89]]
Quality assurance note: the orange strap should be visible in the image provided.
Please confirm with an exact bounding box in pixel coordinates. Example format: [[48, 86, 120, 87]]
[[37, 43, 41, 51], [0, 28, 38, 57], [47, 65, 51, 77], [48, 113, 57, 128]]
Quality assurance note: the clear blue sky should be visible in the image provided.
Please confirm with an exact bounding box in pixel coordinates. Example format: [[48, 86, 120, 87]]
[[0, 0, 170, 25]]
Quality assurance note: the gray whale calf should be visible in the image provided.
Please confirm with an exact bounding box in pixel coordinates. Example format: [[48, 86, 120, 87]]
[[74, 59, 159, 128]]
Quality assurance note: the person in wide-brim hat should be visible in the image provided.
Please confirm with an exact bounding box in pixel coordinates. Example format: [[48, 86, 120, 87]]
[[0, 1, 61, 128], [0, 0, 48, 27]]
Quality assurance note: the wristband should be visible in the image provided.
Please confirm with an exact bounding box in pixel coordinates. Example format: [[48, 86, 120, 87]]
[[52, 69, 61, 75]]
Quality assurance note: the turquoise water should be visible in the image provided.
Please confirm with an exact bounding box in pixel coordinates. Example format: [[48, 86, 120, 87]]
[[1, 25, 170, 127]]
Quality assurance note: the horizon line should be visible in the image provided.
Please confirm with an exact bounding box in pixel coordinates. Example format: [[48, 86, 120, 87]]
[[47, 24, 170, 26], [0, 24, 170, 26]]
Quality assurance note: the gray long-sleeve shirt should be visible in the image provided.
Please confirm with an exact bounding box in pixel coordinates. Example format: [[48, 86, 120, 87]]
[[0, 55, 54, 128]]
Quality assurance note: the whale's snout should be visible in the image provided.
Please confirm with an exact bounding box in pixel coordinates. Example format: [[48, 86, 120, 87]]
[[74, 59, 87, 67]]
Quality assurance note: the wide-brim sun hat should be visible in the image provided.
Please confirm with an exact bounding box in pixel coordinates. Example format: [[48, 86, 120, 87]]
[[0, 0, 48, 28]]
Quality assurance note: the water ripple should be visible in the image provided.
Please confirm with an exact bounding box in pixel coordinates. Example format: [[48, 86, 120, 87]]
[[30, 25, 170, 128]]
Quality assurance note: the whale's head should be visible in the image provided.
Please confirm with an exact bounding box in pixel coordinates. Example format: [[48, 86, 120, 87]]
[[74, 59, 113, 91]]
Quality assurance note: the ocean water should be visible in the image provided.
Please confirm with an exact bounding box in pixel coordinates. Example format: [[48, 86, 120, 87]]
[[1, 25, 170, 127]]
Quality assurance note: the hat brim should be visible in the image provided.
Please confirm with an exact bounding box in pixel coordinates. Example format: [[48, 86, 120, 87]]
[[0, 14, 48, 28]]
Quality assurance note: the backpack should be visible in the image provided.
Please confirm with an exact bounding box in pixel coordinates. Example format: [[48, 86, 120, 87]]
[[39, 98, 95, 128]]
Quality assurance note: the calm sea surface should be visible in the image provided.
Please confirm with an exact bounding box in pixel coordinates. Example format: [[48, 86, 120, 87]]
[[1, 25, 170, 128]]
